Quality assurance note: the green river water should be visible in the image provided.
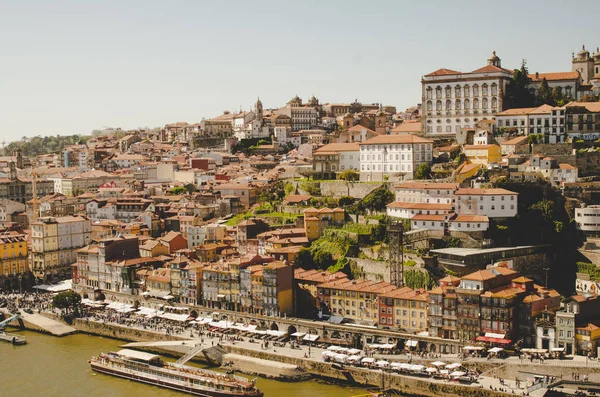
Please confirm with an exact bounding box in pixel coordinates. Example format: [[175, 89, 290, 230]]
[[0, 330, 371, 397]]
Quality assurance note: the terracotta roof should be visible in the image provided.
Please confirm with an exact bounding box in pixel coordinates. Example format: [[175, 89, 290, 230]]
[[361, 135, 433, 145], [387, 202, 452, 210], [559, 163, 577, 170], [449, 215, 489, 223], [347, 125, 377, 134], [464, 144, 500, 150], [462, 269, 496, 281], [566, 101, 600, 113], [284, 194, 312, 203], [411, 214, 447, 221], [457, 163, 481, 175], [314, 143, 360, 154], [471, 64, 513, 74], [496, 107, 537, 116], [528, 72, 579, 82], [512, 276, 533, 283], [455, 188, 517, 196], [424, 68, 461, 77], [391, 121, 421, 134], [396, 182, 459, 190], [502, 136, 528, 145]]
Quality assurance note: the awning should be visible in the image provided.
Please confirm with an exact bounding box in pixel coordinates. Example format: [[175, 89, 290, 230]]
[[551, 347, 565, 352], [445, 363, 462, 369], [450, 371, 466, 378], [463, 345, 484, 351], [485, 332, 506, 339], [431, 361, 446, 367], [290, 332, 306, 337], [303, 334, 319, 342], [476, 336, 512, 344], [157, 312, 190, 322], [405, 340, 418, 347], [489, 347, 504, 353]]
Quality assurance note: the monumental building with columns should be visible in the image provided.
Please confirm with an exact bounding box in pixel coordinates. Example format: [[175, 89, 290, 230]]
[[421, 51, 513, 137]]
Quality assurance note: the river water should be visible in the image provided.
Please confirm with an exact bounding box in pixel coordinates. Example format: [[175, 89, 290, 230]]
[[0, 330, 370, 397]]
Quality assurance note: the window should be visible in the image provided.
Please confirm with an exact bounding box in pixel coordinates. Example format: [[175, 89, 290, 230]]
[[482, 84, 488, 96], [446, 99, 452, 110], [455, 86, 461, 98], [464, 85, 470, 97]]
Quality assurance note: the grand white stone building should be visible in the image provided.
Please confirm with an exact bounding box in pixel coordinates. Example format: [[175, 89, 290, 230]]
[[421, 52, 513, 136], [358, 135, 433, 181]]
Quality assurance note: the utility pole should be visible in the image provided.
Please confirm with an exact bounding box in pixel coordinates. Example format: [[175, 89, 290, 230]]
[[543, 267, 550, 288]]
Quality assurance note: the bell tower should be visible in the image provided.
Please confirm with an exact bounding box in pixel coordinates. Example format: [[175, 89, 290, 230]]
[[255, 97, 263, 123]]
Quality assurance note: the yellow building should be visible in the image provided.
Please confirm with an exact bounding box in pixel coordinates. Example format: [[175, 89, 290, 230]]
[[379, 287, 428, 332], [576, 323, 600, 356], [303, 207, 345, 241], [463, 144, 502, 165], [456, 162, 482, 183], [317, 279, 397, 324], [30, 218, 59, 282], [0, 232, 28, 291], [139, 239, 169, 258]]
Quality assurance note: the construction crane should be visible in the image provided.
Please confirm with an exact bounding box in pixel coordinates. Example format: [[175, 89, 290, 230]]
[[31, 169, 39, 222]]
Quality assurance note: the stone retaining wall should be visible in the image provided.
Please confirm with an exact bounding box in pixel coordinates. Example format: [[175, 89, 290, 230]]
[[73, 319, 188, 342]]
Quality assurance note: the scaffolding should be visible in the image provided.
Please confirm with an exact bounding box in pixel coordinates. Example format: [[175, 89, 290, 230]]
[[389, 220, 404, 287]]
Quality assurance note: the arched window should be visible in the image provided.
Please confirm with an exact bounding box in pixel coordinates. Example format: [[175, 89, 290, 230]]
[[464, 85, 470, 97], [491, 83, 498, 95], [491, 97, 497, 109], [455, 85, 461, 98], [426, 88, 432, 99], [426, 101, 432, 111], [464, 98, 470, 110], [436, 100, 442, 111], [446, 100, 452, 110], [482, 98, 488, 109], [473, 84, 479, 97], [436, 86, 442, 98], [482, 84, 488, 96], [473, 98, 479, 109], [455, 99, 461, 110], [445, 86, 452, 98]]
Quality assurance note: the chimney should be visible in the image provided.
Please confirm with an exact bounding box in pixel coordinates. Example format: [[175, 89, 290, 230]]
[[535, 72, 539, 80]]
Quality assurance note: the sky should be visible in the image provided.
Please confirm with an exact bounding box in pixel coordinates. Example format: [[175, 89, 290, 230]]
[[0, 0, 599, 138]]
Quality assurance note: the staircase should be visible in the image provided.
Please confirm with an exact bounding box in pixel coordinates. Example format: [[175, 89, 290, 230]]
[[174, 344, 205, 367]]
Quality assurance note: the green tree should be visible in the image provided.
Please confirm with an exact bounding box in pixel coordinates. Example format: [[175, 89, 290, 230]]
[[169, 186, 187, 195], [537, 78, 554, 105], [505, 60, 535, 108], [363, 187, 394, 212], [184, 183, 197, 193], [52, 290, 82, 315], [414, 163, 431, 180], [284, 182, 296, 196], [338, 169, 359, 181], [349, 99, 362, 114], [313, 250, 335, 269], [338, 196, 356, 206]]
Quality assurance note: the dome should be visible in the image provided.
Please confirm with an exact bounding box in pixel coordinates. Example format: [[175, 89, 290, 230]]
[[344, 112, 353, 118], [594, 47, 600, 58], [577, 45, 590, 58], [376, 109, 385, 116], [488, 51, 500, 62]]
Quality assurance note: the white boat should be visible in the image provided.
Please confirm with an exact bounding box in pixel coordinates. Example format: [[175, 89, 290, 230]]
[[89, 349, 263, 397]]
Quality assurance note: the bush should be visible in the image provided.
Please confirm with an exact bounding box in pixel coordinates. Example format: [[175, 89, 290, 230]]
[[414, 163, 431, 180], [299, 181, 321, 196], [339, 169, 359, 181], [338, 196, 356, 206]]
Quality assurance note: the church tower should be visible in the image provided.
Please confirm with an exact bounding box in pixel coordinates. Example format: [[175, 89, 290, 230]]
[[375, 106, 387, 135], [8, 161, 17, 181], [572, 45, 594, 84], [255, 97, 263, 123]]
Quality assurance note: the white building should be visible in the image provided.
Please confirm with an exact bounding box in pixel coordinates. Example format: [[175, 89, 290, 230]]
[[454, 188, 518, 218], [312, 143, 360, 177], [232, 99, 270, 140], [496, 104, 566, 143], [422, 51, 512, 136], [387, 202, 452, 219], [575, 206, 600, 236], [112, 154, 145, 169], [393, 182, 458, 204], [275, 105, 319, 132], [359, 135, 433, 181]]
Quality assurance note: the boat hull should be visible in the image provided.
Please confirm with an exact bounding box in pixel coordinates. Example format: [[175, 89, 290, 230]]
[[90, 363, 263, 397]]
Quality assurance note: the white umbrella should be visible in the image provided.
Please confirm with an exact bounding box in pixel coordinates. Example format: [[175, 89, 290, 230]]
[[439, 369, 449, 375], [327, 345, 339, 351], [361, 357, 375, 364], [399, 363, 413, 370], [431, 361, 446, 367], [446, 362, 462, 369], [426, 367, 438, 373], [347, 348, 361, 355], [450, 371, 466, 378], [390, 362, 402, 368], [376, 360, 390, 368], [347, 355, 362, 362], [334, 354, 348, 363], [410, 364, 425, 372]]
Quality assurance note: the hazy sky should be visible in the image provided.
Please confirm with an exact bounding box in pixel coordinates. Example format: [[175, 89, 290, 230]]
[[1, 0, 599, 138]]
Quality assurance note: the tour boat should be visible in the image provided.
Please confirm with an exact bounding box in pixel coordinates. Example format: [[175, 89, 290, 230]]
[[89, 349, 263, 397]]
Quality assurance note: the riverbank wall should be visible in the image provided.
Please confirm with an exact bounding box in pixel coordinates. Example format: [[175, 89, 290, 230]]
[[36, 318, 600, 397], [73, 319, 188, 342]]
